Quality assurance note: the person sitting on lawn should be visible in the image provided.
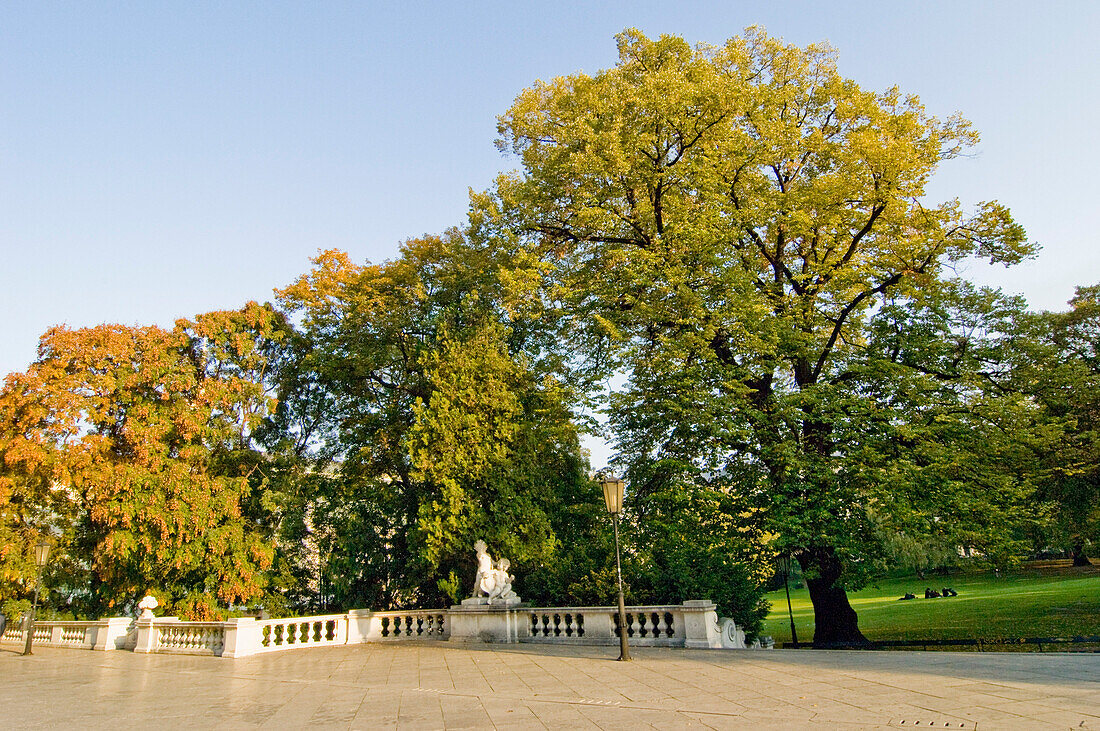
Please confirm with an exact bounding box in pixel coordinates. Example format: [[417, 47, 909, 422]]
[[942, 587, 957, 597], [899, 592, 916, 600]]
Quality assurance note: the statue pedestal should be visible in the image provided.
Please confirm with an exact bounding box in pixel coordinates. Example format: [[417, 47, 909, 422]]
[[449, 600, 524, 643], [459, 596, 520, 608]]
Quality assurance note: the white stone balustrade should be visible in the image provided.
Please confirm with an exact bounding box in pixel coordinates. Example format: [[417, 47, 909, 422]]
[[1, 623, 22, 643], [95, 617, 135, 651], [347, 609, 449, 643], [0, 618, 133, 651], [524, 600, 732, 648], [149, 622, 226, 655], [257, 613, 348, 651], [0, 600, 748, 657]]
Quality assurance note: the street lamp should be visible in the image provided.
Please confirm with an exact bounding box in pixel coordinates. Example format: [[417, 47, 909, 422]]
[[599, 472, 631, 661], [780, 554, 799, 647], [22, 540, 51, 656]]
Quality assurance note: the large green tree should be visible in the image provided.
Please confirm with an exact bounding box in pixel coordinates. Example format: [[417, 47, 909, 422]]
[[1023, 285, 1100, 564], [276, 233, 602, 609], [482, 28, 1036, 645]]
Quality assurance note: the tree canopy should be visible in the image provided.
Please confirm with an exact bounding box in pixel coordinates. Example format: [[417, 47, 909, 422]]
[[0, 303, 287, 618], [483, 28, 1037, 645], [274, 234, 603, 609]]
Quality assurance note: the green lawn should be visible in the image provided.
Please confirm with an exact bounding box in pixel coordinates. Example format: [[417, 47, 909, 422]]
[[763, 561, 1100, 644]]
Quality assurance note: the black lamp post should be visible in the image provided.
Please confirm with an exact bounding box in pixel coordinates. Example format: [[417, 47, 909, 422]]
[[780, 554, 799, 647], [22, 540, 51, 656], [599, 472, 631, 662]]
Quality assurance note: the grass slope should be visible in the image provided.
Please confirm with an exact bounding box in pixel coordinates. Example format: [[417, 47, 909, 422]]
[[763, 561, 1100, 644]]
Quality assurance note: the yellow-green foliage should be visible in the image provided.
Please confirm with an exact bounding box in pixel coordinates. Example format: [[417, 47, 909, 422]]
[[408, 324, 523, 565]]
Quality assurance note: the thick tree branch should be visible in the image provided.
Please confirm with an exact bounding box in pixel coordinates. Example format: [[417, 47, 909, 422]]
[[812, 272, 904, 381], [815, 204, 886, 290]]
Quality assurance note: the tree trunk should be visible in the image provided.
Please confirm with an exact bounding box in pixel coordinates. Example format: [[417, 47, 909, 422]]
[[799, 546, 870, 648], [1071, 542, 1093, 567]]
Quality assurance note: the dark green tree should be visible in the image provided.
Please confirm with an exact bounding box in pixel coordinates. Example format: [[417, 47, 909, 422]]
[[1025, 286, 1100, 565], [276, 233, 602, 609]]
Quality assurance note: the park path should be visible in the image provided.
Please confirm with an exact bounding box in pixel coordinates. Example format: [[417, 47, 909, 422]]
[[2, 642, 1098, 729]]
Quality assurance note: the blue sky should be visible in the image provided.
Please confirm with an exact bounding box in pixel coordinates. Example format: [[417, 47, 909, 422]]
[[3, 1, 1098, 394]]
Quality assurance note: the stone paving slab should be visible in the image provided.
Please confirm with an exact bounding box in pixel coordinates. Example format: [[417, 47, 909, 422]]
[[1, 643, 1098, 729]]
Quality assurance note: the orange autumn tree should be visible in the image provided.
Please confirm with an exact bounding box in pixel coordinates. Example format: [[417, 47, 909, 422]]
[[0, 302, 287, 619]]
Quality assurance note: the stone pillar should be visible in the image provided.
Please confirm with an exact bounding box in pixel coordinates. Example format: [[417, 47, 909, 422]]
[[584, 611, 615, 643], [346, 609, 382, 644], [49, 625, 63, 645], [681, 600, 722, 649], [222, 617, 261, 658], [93, 617, 134, 651], [133, 618, 157, 654]]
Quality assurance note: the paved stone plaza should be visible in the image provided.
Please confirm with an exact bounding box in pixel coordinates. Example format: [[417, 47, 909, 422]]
[[2, 643, 1098, 729]]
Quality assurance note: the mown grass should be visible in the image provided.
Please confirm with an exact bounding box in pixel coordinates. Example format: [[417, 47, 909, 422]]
[[763, 560, 1100, 644]]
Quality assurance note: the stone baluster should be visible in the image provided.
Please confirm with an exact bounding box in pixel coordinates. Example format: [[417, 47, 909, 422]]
[[660, 611, 675, 639]]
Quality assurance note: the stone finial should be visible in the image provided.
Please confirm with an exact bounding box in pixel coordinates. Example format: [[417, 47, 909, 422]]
[[138, 595, 159, 619]]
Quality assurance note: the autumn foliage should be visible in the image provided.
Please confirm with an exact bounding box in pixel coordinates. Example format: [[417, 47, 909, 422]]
[[1, 304, 286, 617]]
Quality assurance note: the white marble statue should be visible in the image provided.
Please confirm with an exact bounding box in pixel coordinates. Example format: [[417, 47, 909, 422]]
[[473, 540, 519, 604], [492, 558, 515, 601]]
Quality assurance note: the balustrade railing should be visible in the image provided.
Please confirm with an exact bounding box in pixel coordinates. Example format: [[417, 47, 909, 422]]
[[154, 622, 225, 655], [378, 611, 448, 639], [529, 610, 586, 639], [345, 609, 449, 643], [256, 613, 347, 652], [59, 624, 89, 646], [1, 600, 745, 657], [616, 609, 678, 641], [0, 620, 104, 650], [526, 606, 684, 646]]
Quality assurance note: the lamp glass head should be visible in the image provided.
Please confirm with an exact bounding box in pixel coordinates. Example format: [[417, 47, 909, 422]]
[[34, 541, 51, 567], [600, 475, 625, 514]]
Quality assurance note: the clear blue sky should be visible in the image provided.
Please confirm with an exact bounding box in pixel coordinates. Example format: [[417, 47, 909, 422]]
[[3, 1, 1098, 390]]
